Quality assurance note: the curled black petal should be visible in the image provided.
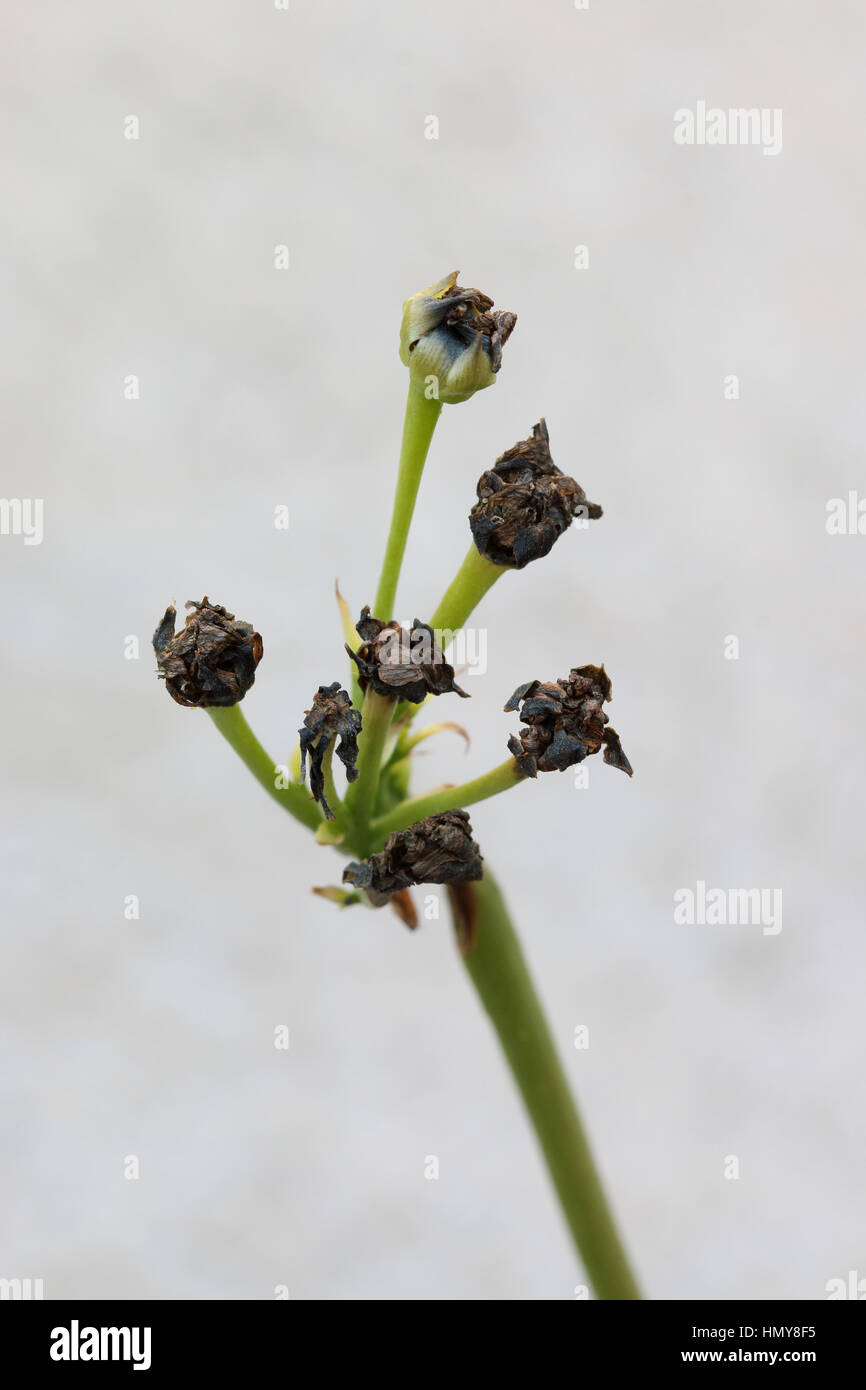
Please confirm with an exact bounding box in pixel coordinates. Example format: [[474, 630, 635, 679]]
[[153, 597, 263, 708], [469, 419, 602, 569], [343, 810, 483, 899], [505, 665, 632, 777], [299, 682, 362, 821], [346, 608, 469, 704]]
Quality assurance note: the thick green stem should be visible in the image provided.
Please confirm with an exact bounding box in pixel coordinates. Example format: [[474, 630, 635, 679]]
[[207, 705, 321, 832], [370, 757, 525, 844], [428, 544, 504, 634], [448, 870, 641, 1301], [374, 383, 443, 620], [320, 744, 345, 829], [344, 690, 395, 854]]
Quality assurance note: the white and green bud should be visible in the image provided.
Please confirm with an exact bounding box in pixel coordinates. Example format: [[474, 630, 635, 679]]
[[399, 271, 517, 404]]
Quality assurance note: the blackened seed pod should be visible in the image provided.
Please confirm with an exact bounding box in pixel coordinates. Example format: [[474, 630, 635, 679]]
[[346, 607, 469, 703], [505, 664, 632, 777], [298, 682, 362, 821], [153, 597, 263, 708], [469, 419, 602, 569], [343, 810, 483, 898]]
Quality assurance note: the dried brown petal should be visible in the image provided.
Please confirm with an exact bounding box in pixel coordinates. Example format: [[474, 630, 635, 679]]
[[447, 882, 480, 955], [346, 608, 469, 704], [299, 682, 362, 821], [389, 889, 419, 930], [343, 810, 483, 899], [153, 597, 263, 708], [505, 664, 632, 777], [469, 419, 602, 568]]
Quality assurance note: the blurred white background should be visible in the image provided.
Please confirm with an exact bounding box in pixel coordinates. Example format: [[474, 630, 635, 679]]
[[2, 0, 864, 1300]]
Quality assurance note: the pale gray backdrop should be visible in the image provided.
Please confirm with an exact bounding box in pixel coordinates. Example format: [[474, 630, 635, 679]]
[[2, 0, 864, 1300]]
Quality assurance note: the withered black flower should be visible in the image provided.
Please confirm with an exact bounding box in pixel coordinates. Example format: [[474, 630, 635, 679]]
[[343, 810, 483, 901], [346, 607, 469, 703], [153, 597, 263, 708], [299, 682, 362, 821], [505, 665, 632, 777], [469, 419, 602, 569]]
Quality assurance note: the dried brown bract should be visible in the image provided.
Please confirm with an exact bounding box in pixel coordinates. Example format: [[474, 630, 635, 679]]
[[153, 597, 263, 708], [469, 419, 602, 568], [505, 665, 632, 777], [346, 607, 469, 703], [299, 682, 362, 821], [343, 810, 483, 900]]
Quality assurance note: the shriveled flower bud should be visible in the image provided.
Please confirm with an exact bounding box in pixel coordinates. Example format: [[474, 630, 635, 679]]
[[399, 270, 516, 404], [153, 597, 263, 708], [469, 419, 602, 568], [299, 682, 362, 821], [343, 810, 483, 899], [505, 665, 632, 777], [346, 607, 469, 703]]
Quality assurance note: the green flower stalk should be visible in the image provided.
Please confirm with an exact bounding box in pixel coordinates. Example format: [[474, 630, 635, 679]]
[[370, 757, 526, 845], [206, 705, 320, 833], [153, 269, 641, 1301], [373, 272, 516, 623], [373, 384, 441, 622], [449, 871, 640, 1300], [343, 688, 396, 856], [428, 544, 504, 635]]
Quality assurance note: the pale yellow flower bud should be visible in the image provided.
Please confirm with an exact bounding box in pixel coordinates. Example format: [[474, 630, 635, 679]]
[[399, 271, 517, 404]]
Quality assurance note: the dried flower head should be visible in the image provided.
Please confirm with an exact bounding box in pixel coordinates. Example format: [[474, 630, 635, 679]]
[[505, 665, 632, 777], [399, 270, 517, 404], [153, 597, 263, 708], [299, 682, 362, 821], [469, 419, 602, 569], [346, 607, 469, 703], [343, 810, 483, 900]]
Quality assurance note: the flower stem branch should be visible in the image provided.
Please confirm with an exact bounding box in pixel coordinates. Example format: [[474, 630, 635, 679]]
[[321, 744, 346, 829], [370, 757, 525, 843], [428, 544, 504, 634], [374, 383, 443, 620], [344, 690, 396, 853], [207, 705, 321, 832], [448, 869, 641, 1301]]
